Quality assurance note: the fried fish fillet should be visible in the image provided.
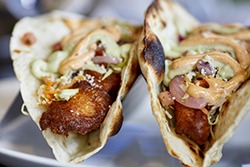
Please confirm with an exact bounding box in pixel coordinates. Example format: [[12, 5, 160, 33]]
[[40, 71, 121, 136]]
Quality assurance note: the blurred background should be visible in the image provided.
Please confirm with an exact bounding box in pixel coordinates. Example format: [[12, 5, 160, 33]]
[[0, 0, 250, 166], [1, 0, 250, 79]]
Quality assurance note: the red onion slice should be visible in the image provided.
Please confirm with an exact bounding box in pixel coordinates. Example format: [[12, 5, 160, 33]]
[[92, 56, 122, 64], [169, 75, 208, 109], [196, 59, 215, 76]]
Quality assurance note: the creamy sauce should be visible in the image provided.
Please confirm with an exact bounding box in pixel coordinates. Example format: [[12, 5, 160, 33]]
[[31, 18, 138, 105], [192, 23, 250, 42], [59, 50, 95, 74], [192, 23, 242, 35], [163, 24, 250, 103], [180, 37, 250, 70], [170, 51, 247, 104], [58, 29, 121, 75]]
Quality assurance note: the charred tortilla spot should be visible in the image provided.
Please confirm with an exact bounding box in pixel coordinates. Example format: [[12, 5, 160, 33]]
[[152, 0, 163, 12], [199, 150, 204, 159], [110, 110, 123, 136], [123, 59, 140, 97], [14, 49, 21, 53], [189, 145, 197, 154], [188, 144, 204, 159], [220, 100, 230, 117], [124, 79, 134, 95], [152, 13, 156, 19], [145, 4, 155, 20], [170, 150, 178, 158], [143, 34, 165, 76], [21, 32, 36, 46], [211, 160, 217, 166], [153, 1, 159, 10], [181, 163, 191, 167], [161, 20, 167, 27]]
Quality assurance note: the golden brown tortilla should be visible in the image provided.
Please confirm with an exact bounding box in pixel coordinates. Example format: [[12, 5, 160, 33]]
[[10, 11, 140, 163], [138, 0, 250, 166]]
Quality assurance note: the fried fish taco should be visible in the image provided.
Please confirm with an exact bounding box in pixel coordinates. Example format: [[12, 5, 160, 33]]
[[138, 0, 250, 166], [10, 11, 141, 163]]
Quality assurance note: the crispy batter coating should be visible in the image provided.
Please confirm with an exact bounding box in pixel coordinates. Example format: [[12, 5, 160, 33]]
[[81, 70, 121, 100], [174, 101, 210, 145], [40, 81, 112, 136], [39, 70, 121, 136]]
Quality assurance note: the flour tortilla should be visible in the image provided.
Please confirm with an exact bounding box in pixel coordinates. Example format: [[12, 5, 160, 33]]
[[10, 11, 140, 163], [138, 0, 250, 166]]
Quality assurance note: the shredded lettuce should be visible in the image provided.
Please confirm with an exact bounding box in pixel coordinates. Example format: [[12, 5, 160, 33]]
[[102, 68, 113, 80], [54, 88, 79, 101], [82, 61, 107, 74]]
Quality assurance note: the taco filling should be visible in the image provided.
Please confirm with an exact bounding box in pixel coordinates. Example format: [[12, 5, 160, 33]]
[[28, 18, 140, 136], [158, 23, 250, 145]]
